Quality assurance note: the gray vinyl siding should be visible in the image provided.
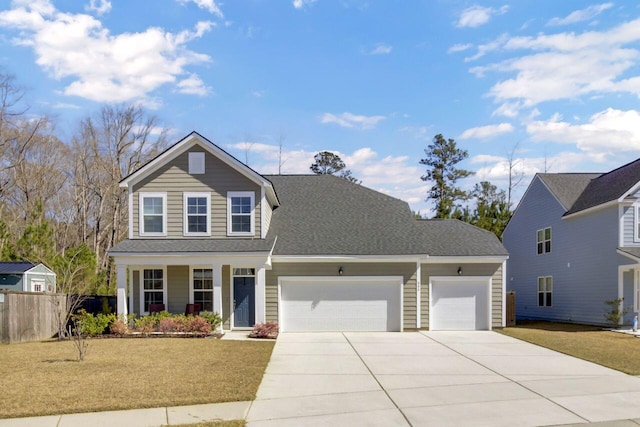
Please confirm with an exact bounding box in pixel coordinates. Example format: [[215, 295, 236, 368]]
[[504, 177, 633, 325], [621, 204, 639, 246], [132, 147, 261, 239], [420, 263, 503, 329], [265, 262, 417, 330], [167, 266, 189, 314], [264, 200, 273, 235]]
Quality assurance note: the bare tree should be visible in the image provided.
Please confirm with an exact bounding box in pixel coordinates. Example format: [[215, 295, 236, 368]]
[[506, 142, 525, 209], [277, 131, 287, 175], [72, 105, 168, 287]]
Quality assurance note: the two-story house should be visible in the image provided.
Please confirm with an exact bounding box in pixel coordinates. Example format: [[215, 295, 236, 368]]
[[503, 159, 640, 325], [109, 132, 508, 332]]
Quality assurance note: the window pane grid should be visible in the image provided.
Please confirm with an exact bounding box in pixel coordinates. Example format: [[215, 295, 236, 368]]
[[537, 227, 552, 254], [143, 196, 164, 233], [537, 276, 552, 307], [231, 196, 251, 233], [186, 196, 208, 233], [143, 269, 164, 312]]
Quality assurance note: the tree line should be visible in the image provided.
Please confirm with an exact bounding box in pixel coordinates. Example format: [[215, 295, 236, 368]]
[[0, 72, 169, 295]]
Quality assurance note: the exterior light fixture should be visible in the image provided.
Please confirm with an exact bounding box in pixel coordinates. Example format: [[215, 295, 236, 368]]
[[338, 266, 343, 276], [457, 266, 463, 276]]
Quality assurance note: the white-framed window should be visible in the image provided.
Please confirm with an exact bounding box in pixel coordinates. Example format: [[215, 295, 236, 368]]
[[142, 268, 165, 313], [227, 191, 255, 236], [537, 227, 551, 254], [32, 279, 44, 292], [537, 276, 553, 307], [191, 268, 214, 312], [139, 192, 167, 236], [183, 192, 211, 236], [189, 152, 205, 174]]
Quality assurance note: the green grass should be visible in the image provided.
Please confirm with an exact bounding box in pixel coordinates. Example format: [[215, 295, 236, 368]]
[[499, 321, 640, 375], [0, 338, 274, 419]]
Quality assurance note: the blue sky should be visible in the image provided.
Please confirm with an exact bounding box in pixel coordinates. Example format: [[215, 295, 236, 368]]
[[1, 1, 640, 215]]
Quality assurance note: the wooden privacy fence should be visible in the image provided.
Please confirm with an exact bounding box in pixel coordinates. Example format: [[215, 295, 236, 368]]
[[0, 291, 67, 344]]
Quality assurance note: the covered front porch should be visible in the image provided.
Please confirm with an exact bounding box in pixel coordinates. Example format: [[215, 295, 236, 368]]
[[113, 254, 271, 331]]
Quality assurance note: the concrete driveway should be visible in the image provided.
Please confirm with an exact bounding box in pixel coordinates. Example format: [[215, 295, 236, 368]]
[[246, 331, 640, 427]]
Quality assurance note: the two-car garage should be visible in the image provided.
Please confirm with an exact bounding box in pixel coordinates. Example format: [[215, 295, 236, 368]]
[[277, 275, 493, 332]]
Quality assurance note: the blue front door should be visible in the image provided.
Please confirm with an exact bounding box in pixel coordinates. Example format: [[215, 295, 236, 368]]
[[233, 276, 255, 328]]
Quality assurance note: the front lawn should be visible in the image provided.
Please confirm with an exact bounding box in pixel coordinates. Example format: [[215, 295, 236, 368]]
[[499, 321, 640, 375], [0, 338, 274, 419]]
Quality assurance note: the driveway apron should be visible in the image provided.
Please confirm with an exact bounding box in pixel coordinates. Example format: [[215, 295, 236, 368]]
[[246, 331, 640, 427]]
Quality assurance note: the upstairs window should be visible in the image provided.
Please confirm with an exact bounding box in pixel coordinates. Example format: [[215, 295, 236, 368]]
[[183, 192, 210, 236], [139, 193, 167, 236], [537, 227, 551, 254], [189, 152, 205, 174], [635, 206, 640, 242], [537, 276, 553, 307], [227, 191, 255, 236]]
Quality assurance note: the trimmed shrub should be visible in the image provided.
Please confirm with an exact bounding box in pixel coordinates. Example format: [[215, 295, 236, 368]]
[[199, 311, 222, 329], [110, 318, 129, 336], [73, 310, 115, 336], [249, 322, 279, 339]]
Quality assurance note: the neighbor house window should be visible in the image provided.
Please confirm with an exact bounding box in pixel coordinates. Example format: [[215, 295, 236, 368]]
[[227, 191, 255, 235], [183, 192, 210, 236], [537, 227, 551, 254], [143, 269, 165, 313], [538, 276, 553, 307], [192, 268, 213, 312], [139, 192, 167, 236], [189, 152, 205, 174]]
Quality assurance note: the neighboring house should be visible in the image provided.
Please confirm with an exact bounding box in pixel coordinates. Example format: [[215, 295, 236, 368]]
[[503, 159, 640, 325], [109, 132, 508, 332], [0, 262, 56, 293]]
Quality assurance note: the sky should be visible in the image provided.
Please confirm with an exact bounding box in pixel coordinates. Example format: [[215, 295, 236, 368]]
[[1, 0, 640, 215]]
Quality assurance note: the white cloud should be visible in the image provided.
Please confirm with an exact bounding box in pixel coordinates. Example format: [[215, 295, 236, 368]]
[[448, 43, 472, 54], [548, 3, 612, 26], [459, 123, 514, 140], [320, 112, 386, 130], [526, 108, 640, 160], [85, 0, 111, 16], [293, 0, 316, 10], [367, 43, 392, 55], [0, 1, 213, 103], [456, 5, 509, 28], [177, 0, 223, 18], [467, 17, 640, 109], [176, 73, 210, 96]]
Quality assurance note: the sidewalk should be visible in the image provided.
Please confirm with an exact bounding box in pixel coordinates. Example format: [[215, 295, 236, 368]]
[[0, 401, 251, 427]]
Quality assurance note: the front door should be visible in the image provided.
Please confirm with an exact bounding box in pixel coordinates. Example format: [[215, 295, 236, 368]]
[[233, 276, 255, 328]]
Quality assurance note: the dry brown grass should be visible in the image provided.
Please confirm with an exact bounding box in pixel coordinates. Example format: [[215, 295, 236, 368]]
[[499, 321, 640, 375], [0, 338, 274, 419], [167, 421, 245, 427]]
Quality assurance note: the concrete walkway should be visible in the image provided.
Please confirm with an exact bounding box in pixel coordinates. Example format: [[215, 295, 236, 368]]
[[246, 331, 640, 427], [0, 401, 251, 427]]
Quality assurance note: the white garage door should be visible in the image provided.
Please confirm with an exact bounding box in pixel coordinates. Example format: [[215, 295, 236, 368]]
[[430, 278, 491, 331], [280, 277, 402, 332]]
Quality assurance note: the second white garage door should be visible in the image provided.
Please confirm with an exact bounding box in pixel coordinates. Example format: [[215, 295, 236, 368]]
[[430, 277, 491, 331], [279, 277, 402, 332]]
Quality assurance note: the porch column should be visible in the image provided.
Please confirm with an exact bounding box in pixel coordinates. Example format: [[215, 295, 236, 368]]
[[212, 262, 223, 331], [255, 266, 266, 324], [116, 264, 128, 318]]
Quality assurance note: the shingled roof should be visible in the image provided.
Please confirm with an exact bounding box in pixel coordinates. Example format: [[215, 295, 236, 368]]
[[264, 175, 507, 257], [414, 219, 508, 257], [537, 173, 601, 211], [565, 158, 640, 215], [0, 262, 36, 274], [109, 238, 276, 254]]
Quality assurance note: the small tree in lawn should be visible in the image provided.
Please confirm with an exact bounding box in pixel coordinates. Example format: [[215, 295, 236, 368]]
[[310, 151, 361, 184], [420, 134, 474, 218]]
